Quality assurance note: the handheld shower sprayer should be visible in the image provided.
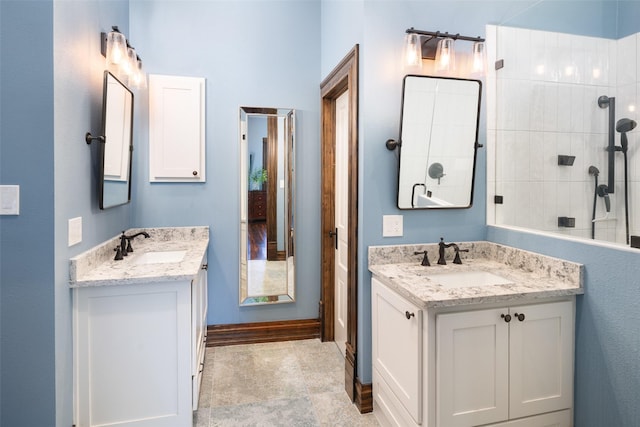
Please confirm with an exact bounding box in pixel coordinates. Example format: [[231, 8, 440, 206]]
[[616, 118, 637, 153], [615, 118, 637, 244]]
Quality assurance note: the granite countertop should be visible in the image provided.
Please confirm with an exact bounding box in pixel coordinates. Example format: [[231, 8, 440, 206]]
[[368, 241, 584, 309], [69, 226, 209, 288]]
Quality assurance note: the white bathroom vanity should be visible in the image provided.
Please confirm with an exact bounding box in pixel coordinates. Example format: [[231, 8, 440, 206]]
[[369, 242, 583, 427], [69, 226, 209, 427]]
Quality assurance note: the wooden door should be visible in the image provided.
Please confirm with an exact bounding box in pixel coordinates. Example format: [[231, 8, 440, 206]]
[[334, 90, 349, 356]]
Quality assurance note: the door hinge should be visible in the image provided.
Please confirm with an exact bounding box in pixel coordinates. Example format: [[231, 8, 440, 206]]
[[495, 59, 504, 70]]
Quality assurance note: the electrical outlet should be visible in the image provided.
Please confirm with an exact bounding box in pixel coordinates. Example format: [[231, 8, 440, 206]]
[[0, 185, 20, 215], [68, 217, 82, 246], [383, 215, 403, 237]]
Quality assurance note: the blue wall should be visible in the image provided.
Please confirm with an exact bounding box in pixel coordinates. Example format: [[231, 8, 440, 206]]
[[53, 2, 132, 426], [1, 1, 638, 426], [320, 1, 634, 426], [129, 1, 321, 325], [1, 2, 55, 425], [1, 1, 133, 425]]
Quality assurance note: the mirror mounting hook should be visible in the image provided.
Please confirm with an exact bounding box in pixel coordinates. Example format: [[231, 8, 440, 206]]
[[85, 132, 105, 145], [386, 139, 401, 150]]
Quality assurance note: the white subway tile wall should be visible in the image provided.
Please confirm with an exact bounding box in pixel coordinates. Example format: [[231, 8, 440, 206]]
[[488, 25, 639, 244]]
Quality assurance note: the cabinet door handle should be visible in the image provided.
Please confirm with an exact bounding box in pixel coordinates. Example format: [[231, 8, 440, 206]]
[[514, 312, 525, 321], [501, 313, 512, 323], [192, 170, 198, 176], [405, 311, 415, 319]]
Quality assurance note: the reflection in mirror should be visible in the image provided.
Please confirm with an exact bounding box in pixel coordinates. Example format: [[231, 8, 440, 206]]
[[396, 75, 481, 209], [239, 107, 295, 305], [488, 25, 640, 246], [100, 71, 133, 209]]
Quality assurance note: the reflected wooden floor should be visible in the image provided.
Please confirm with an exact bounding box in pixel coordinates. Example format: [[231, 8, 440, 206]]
[[249, 221, 266, 260]]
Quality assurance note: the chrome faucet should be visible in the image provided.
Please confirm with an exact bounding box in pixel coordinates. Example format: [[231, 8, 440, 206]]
[[438, 237, 469, 265]]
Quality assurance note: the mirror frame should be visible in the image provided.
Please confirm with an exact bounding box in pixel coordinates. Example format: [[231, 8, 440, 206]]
[[99, 71, 134, 209], [395, 74, 482, 209], [239, 106, 296, 306]]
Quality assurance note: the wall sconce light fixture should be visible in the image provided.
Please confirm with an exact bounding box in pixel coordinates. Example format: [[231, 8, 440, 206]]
[[404, 28, 485, 74], [471, 40, 487, 75], [403, 32, 422, 68], [435, 37, 456, 72], [101, 26, 147, 89]]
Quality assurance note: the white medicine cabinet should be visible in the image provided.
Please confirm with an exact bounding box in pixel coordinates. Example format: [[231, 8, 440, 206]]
[[148, 74, 206, 182]]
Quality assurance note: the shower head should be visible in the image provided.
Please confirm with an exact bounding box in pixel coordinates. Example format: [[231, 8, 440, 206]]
[[588, 166, 600, 177], [616, 118, 637, 152], [616, 118, 637, 133]]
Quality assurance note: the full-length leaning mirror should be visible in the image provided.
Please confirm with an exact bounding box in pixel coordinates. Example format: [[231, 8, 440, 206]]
[[239, 107, 295, 305], [395, 75, 481, 209], [100, 71, 133, 209]]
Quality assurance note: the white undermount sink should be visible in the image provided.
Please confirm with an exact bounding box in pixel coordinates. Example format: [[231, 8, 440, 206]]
[[134, 250, 187, 265], [425, 271, 514, 288]]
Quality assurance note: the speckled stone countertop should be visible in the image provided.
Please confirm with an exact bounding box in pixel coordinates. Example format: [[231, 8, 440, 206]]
[[369, 241, 584, 309], [69, 226, 209, 288]]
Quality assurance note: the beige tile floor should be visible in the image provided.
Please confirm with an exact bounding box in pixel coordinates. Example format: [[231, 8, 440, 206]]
[[194, 339, 380, 427]]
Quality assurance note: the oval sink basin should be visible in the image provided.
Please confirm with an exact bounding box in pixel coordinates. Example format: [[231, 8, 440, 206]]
[[134, 250, 187, 265], [425, 271, 513, 288]]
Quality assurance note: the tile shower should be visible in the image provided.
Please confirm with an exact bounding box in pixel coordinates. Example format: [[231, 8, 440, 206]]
[[486, 24, 640, 244]]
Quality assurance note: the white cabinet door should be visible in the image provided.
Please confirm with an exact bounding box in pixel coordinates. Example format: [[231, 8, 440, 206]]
[[372, 278, 423, 424], [191, 254, 208, 410], [509, 302, 573, 419], [436, 308, 510, 427], [74, 282, 192, 427], [149, 74, 205, 182], [437, 301, 574, 427]]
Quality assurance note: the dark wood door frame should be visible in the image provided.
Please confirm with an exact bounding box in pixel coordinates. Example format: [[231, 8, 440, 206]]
[[320, 45, 363, 409]]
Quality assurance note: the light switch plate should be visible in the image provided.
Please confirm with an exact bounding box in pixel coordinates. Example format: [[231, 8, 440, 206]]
[[383, 215, 403, 237], [0, 185, 20, 215], [68, 217, 82, 246]]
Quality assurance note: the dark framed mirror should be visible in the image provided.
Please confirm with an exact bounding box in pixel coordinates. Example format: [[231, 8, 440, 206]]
[[395, 75, 481, 209], [99, 71, 133, 209]]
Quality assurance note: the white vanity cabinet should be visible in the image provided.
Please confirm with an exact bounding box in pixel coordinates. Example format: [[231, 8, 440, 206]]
[[191, 257, 208, 410], [372, 277, 575, 427], [372, 278, 423, 424], [73, 253, 208, 427], [437, 301, 574, 427]]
